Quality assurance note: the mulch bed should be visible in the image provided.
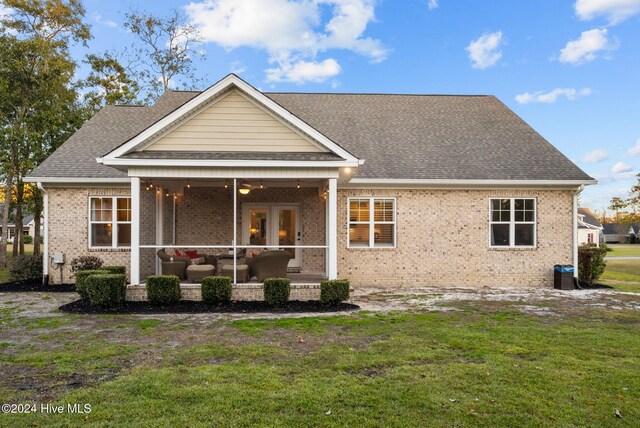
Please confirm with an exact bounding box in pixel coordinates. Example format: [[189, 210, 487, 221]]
[[59, 299, 360, 315], [0, 280, 76, 293]]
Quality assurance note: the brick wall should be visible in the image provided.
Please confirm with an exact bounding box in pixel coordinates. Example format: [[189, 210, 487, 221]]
[[47, 186, 157, 284], [337, 188, 574, 288]]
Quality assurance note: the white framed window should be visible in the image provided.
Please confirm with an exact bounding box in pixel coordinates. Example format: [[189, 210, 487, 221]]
[[348, 197, 396, 248], [489, 198, 536, 248], [89, 196, 131, 249]]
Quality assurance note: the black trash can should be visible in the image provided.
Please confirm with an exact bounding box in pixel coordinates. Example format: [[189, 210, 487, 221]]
[[554, 265, 575, 290]]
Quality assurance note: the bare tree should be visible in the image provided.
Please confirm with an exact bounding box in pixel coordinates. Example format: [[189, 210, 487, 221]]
[[123, 9, 204, 103]]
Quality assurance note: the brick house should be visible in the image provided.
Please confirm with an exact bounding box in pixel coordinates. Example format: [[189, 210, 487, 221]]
[[26, 74, 595, 289]]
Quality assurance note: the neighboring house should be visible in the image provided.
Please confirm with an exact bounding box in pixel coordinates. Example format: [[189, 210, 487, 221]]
[[577, 208, 603, 246], [602, 223, 639, 243], [25, 74, 595, 288], [0, 215, 43, 242]]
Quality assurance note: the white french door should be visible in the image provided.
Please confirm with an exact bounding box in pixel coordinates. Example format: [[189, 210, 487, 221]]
[[242, 204, 301, 268]]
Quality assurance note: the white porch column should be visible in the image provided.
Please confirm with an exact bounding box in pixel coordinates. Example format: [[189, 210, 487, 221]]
[[327, 178, 338, 279], [233, 178, 237, 285], [131, 177, 141, 285]]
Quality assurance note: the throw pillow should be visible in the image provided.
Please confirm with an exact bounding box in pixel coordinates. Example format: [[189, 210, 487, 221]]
[[174, 249, 186, 257], [165, 248, 176, 257], [185, 250, 199, 259], [190, 257, 205, 265]]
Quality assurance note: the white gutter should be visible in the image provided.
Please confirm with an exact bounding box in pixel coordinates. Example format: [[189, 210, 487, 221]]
[[36, 182, 48, 281], [97, 158, 360, 168], [24, 177, 132, 184], [344, 178, 598, 187]]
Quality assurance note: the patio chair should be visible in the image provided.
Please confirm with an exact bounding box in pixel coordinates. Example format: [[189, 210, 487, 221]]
[[246, 250, 292, 282]]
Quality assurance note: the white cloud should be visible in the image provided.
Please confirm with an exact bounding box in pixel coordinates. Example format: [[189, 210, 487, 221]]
[[465, 31, 503, 69], [229, 61, 246, 74], [515, 87, 592, 104], [266, 58, 341, 83], [91, 12, 117, 28], [184, 0, 387, 83], [559, 28, 617, 65], [612, 161, 633, 173], [581, 149, 609, 163], [627, 139, 640, 155], [575, 0, 640, 25], [428, 0, 439, 10]]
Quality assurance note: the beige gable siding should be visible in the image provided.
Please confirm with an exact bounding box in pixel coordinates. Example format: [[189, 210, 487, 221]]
[[145, 90, 325, 152]]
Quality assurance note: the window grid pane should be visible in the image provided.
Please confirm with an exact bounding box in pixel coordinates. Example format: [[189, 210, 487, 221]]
[[90, 197, 132, 248], [349, 198, 396, 248], [490, 198, 535, 247]]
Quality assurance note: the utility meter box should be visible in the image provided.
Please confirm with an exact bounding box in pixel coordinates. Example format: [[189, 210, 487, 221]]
[[51, 252, 65, 264]]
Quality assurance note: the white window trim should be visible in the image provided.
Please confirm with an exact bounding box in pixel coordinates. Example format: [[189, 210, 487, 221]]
[[347, 197, 397, 248], [88, 196, 132, 249], [489, 197, 537, 249]]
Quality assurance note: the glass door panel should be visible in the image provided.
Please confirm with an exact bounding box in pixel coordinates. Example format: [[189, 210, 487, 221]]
[[249, 209, 268, 246], [278, 209, 297, 260]]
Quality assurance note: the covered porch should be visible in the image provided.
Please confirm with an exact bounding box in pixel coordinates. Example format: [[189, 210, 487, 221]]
[[129, 173, 339, 286]]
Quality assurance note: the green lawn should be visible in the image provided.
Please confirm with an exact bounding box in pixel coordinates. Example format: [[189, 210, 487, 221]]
[[601, 259, 640, 292], [606, 244, 640, 257], [0, 244, 35, 283], [1, 300, 640, 427]]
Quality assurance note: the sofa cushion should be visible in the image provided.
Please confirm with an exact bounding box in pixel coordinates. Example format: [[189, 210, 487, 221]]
[[165, 248, 177, 257]]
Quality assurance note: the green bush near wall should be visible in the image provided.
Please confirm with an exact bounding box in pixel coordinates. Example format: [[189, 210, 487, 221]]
[[146, 275, 181, 305], [75, 269, 111, 299], [263, 278, 290, 306], [85, 274, 127, 307], [201, 276, 232, 305], [8, 255, 43, 282], [102, 265, 127, 275], [320, 279, 350, 305]]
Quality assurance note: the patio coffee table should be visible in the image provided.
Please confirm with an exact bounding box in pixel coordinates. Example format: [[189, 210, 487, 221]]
[[186, 264, 215, 283], [221, 263, 249, 283]]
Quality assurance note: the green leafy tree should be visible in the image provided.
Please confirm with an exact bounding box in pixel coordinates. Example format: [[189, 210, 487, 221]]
[[80, 52, 139, 114], [0, 0, 90, 264]]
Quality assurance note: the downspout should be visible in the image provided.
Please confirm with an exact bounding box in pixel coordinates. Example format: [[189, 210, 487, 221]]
[[36, 182, 48, 285], [573, 185, 584, 280]]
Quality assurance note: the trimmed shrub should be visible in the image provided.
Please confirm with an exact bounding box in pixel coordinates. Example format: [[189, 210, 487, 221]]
[[263, 278, 290, 306], [320, 279, 350, 306], [8, 255, 43, 282], [71, 255, 104, 273], [146, 275, 181, 305], [75, 269, 111, 299], [23, 235, 33, 244], [102, 265, 127, 275], [85, 274, 127, 307], [578, 244, 607, 286], [201, 276, 232, 305]]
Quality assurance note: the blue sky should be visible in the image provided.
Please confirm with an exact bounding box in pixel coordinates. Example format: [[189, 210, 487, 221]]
[[75, 0, 639, 210]]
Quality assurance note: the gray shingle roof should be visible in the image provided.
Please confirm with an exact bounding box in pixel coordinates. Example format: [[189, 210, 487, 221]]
[[28, 89, 593, 182], [578, 208, 601, 227]]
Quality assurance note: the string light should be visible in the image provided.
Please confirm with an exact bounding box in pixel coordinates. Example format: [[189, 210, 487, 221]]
[[260, 180, 264, 189], [165, 191, 169, 197], [149, 181, 154, 188], [297, 180, 301, 189], [156, 187, 160, 195], [187, 180, 191, 189], [224, 180, 228, 189], [174, 192, 177, 200]]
